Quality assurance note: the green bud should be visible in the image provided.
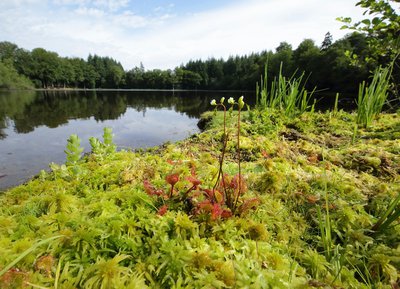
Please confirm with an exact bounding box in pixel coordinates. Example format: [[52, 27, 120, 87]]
[[238, 96, 245, 109], [210, 99, 217, 106], [220, 97, 225, 104], [228, 97, 235, 104]]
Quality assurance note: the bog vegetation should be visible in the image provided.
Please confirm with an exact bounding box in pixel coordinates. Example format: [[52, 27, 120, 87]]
[[0, 60, 399, 287]]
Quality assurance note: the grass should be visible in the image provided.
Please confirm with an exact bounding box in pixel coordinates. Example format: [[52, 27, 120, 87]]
[[0, 102, 399, 288], [256, 63, 316, 117], [356, 65, 392, 128]]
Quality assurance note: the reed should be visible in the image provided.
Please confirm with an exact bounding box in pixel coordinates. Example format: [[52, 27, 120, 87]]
[[256, 62, 315, 117], [356, 65, 392, 128]]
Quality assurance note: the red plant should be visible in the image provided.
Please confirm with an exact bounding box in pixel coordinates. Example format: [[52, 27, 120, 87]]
[[143, 179, 164, 196], [195, 200, 232, 220], [0, 268, 29, 289], [157, 205, 168, 216], [144, 169, 258, 220], [166, 173, 179, 197], [187, 176, 201, 187]]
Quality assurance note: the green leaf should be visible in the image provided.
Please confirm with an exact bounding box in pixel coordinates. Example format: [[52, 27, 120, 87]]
[[362, 19, 371, 25], [372, 17, 381, 25]]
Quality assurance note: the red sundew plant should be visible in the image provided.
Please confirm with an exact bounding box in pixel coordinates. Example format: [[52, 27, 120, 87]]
[[0, 268, 29, 289], [165, 173, 179, 198], [143, 96, 260, 220]]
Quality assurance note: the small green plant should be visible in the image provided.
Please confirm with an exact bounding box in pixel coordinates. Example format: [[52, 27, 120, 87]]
[[356, 65, 392, 128], [64, 134, 84, 175], [65, 134, 83, 166], [333, 93, 339, 116], [316, 204, 332, 262], [89, 127, 117, 158], [82, 254, 131, 289]]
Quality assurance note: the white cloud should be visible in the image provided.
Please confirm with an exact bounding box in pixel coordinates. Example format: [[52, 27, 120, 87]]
[[0, 0, 367, 70], [52, 0, 89, 6], [117, 0, 365, 69], [112, 11, 149, 29], [52, 0, 128, 10], [92, 0, 129, 11], [75, 7, 105, 17]]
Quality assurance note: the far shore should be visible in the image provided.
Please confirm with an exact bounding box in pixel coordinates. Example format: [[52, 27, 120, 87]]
[[5, 88, 256, 93]]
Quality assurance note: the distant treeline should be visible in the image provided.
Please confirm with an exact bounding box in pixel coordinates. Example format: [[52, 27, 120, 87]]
[[0, 32, 379, 93]]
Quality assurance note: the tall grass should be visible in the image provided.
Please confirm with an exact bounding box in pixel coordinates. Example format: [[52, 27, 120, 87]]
[[256, 63, 316, 117], [356, 65, 392, 128]]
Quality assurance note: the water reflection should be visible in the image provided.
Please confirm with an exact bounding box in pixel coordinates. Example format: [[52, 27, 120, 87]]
[[0, 90, 254, 190], [0, 90, 226, 136]]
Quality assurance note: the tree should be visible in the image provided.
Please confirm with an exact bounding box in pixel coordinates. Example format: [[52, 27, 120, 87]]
[[319, 33, 370, 92], [0, 61, 33, 89], [338, 0, 399, 95], [0, 41, 18, 62], [31, 48, 61, 88], [59, 58, 75, 87], [338, 0, 399, 63], [293, 39, 322, 87], [174, 68, 202, 89], [321, 32, 333, 50], [271, 42, 294, 76]]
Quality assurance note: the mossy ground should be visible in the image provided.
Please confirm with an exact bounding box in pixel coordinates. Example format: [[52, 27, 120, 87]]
[[0, 108, 399, 288]]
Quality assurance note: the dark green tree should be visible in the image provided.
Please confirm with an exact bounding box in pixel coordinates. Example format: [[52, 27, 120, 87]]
[[0, 41, 18, 62], [30, 48, 62, 88], [321, 32, 333, 50]]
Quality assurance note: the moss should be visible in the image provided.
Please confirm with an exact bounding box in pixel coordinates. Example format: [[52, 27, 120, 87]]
[[0, 109, 399, 288]]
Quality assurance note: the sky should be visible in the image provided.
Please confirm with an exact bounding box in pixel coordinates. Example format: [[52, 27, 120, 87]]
[[0, 0, 367, 70]]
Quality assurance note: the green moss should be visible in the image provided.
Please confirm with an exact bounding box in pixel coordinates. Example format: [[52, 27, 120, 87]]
[[0, 109, 399, 288]]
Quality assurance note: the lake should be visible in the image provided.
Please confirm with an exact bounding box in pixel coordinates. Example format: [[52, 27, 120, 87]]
[[0, 90, 254, 190]]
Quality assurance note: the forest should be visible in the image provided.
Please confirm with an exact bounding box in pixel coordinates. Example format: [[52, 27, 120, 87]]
[[0, 32, 390, 94], [1, 0, 399, 97]]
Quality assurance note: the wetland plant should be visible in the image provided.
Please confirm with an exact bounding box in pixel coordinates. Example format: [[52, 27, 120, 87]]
[[143, 96, 259, 219], [256, 63, 316, 117], [356, 65, 392, 128]]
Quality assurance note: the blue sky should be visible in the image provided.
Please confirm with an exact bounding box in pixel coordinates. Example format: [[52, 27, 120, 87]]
[[0, 0, 367, 70]]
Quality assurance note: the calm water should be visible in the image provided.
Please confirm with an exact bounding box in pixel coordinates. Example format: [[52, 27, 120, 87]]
[[0, 90, 254, 190]]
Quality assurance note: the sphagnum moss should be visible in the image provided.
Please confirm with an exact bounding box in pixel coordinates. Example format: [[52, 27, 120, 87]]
[[0, 107, 399, 288]]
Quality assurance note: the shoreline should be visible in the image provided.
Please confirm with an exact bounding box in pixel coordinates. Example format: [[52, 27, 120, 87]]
[[1, 88, 256, 93]]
